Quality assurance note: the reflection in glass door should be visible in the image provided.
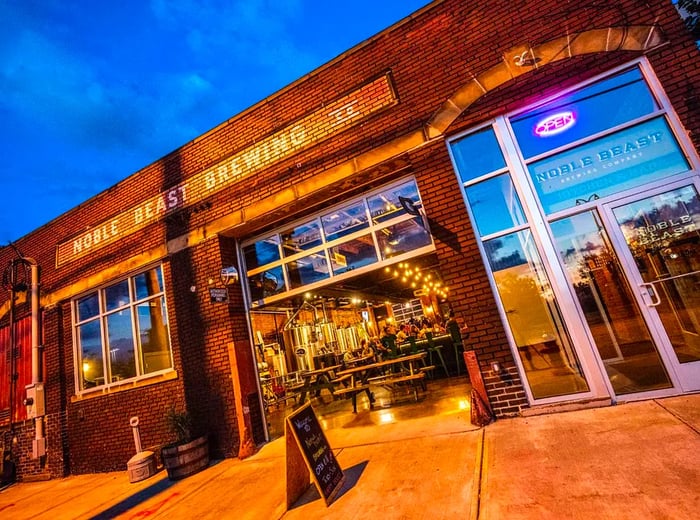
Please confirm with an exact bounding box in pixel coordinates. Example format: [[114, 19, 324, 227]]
[[551, 213, 672, 395], [484, 230, 590, 400], [612, 185, 700, 391]]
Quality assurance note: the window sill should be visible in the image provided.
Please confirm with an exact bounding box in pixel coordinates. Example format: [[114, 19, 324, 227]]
[[71, 370, 178, 402]]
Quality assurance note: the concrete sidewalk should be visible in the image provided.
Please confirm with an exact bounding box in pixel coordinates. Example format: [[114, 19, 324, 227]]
[[1, 394, 698, 519]]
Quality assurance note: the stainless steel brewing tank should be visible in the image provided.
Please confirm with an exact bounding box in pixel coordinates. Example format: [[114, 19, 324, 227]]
[[317, 321, 338, 350], [285, 325, 313, 347], [336, 326, 360, 352], [283, 325, 315, 371], [345, 326, 360, 350]]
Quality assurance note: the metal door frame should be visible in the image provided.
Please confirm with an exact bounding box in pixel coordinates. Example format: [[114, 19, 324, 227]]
[[596, 177, 700, 394]]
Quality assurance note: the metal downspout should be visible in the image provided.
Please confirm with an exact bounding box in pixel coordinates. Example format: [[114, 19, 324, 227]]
[[28, 259, 45, 458]]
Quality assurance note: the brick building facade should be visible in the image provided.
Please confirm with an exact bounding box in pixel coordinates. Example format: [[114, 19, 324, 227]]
[[2, 0, 700, 480]]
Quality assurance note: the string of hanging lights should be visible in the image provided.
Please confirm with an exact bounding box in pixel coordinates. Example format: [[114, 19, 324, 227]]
[[385, 262, 448, 299]]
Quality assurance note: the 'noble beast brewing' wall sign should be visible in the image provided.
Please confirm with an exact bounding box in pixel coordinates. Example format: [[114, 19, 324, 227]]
[[285, 403, 345, 507], [55, 73, 397, 268]]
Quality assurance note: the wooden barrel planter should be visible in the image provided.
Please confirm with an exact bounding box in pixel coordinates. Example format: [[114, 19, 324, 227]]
[[161, 435, 209, 480]]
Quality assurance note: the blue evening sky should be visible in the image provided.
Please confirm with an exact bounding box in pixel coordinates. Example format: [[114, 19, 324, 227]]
[[0, 0, 430, 244]]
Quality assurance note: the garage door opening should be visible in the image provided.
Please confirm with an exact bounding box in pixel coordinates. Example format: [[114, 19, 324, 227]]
[[249, 253, 471, 440]]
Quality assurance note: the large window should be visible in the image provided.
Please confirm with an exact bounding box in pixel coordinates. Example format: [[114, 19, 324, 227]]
[[528, 117, 689, 214], [243, 178, 434, 306], [451, 121, 593, 398], [510, 67, 660, 159], [73, 266, 172, 392], [484, 231, 589, 399]]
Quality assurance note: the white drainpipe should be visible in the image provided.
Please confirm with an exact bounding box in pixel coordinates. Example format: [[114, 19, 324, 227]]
[[22, 258, 46, 458]]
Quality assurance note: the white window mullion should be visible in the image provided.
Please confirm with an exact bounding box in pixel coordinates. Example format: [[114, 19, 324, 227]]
[[129, 277, 143, 377]]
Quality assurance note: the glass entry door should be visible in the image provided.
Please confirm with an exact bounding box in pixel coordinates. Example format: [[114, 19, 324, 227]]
[[551, 182, 700, 396], [609, 184, 700, 392], [551, 212, 674, 395]]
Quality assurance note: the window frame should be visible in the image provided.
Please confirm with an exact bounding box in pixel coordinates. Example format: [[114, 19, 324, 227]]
[[242, 177, 435, 307], [72, 264, 174, 395], [445, 58, 697, 404]]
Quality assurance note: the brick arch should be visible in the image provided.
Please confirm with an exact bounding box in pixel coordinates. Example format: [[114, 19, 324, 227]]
[[425, 25, 667, 138]]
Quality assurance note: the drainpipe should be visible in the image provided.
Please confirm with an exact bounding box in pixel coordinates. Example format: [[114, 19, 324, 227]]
[[22, 258, 46, 458]]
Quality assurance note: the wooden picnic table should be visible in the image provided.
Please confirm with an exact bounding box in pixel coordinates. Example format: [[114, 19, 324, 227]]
[[334, 352, 428, 412], [343, 353, 375, 366], [296, 364, 343, 405], [336, 352, 426, 377]]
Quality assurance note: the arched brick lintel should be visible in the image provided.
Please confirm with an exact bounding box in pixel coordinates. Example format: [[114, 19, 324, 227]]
[[425, 25, 667, 138]]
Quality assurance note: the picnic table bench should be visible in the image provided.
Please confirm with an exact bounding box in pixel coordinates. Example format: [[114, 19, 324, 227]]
[[334, 352, 428, 412], [296, 365, 342, 405]]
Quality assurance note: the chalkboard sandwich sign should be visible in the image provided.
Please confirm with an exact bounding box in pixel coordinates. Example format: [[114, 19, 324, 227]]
[[285, 402, 345, 508]]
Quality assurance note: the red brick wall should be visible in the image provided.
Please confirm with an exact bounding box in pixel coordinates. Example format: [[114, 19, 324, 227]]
[[218, 235, 263, 450], [408, 140, 531, 412], [1, 0, 699, 475], [168, 238, 241, 461]]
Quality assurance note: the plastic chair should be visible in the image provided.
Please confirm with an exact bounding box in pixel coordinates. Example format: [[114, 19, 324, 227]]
[[425, 332, 449, 377]]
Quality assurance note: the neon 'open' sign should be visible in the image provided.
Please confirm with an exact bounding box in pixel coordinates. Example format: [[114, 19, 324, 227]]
[[534, 111, 575, 137]]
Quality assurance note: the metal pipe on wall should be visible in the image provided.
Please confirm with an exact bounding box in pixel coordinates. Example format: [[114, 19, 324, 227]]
[[27, 258, 46, 458]]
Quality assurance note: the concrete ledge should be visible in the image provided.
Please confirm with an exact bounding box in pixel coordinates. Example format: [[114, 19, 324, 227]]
[[520, 396, 612, 417], [20, 472, 52, 482]]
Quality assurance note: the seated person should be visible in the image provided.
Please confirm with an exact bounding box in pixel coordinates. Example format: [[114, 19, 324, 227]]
[[396, 323, 410, 344], [445, 311, 460, 337], [417, 322, 431, 339], [408, 318, 421, 336], [359, 338, 376, 361]]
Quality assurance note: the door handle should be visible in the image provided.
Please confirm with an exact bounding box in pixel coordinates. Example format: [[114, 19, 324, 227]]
[[640, 282, 661, 307]]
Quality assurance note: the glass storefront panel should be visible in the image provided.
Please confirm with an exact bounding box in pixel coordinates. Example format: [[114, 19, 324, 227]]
[[106, 311, 136, 381], [134, 267, 164, 300], [466, 174, 527, 236], [322, 201, 369, 241], [79, 320, 104, 389], [368, 180, 421, 224], [281, 220, 323, 257], [105, 280, 129, 312], [287, 252, 330, 288], [529, 117, 689, 214], [613, 186, 700, 365], [550, 211, 672, 394], [484, 230, 589, 399], [377, 219, 432, 259], [244, 236, 281, 270], [329, 234, 377, 275], [450, 126, 506, 183], [77, 293, 99, 321], [248, 266, 286, 302], [137, 298, 172, 374], [512, 67, 659, 159]]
